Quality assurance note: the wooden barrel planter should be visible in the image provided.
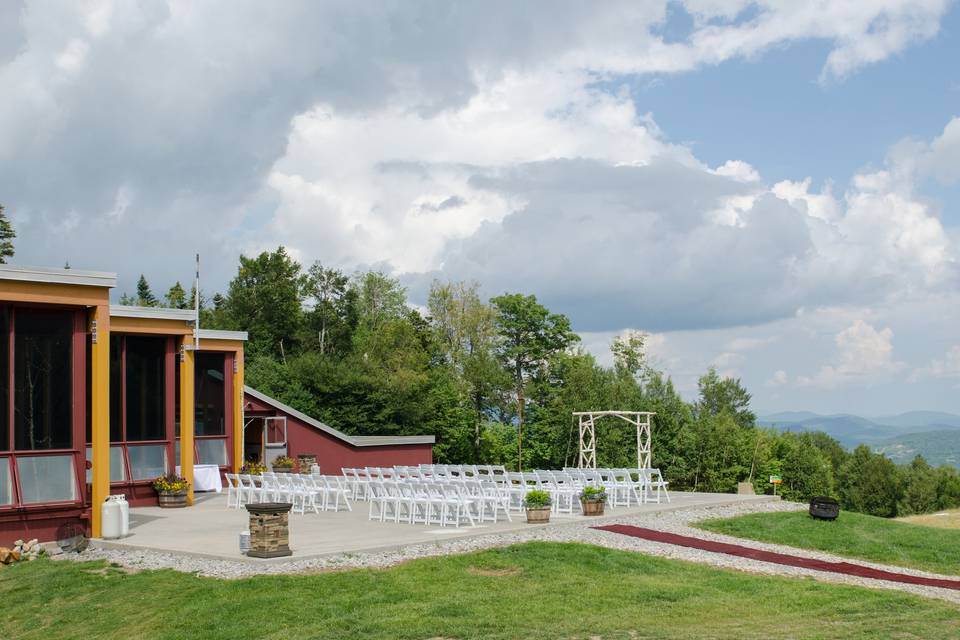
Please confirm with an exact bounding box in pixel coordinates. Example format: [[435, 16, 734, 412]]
[[526, 507, 551, 524], [581, 500, 605, 516], [158, 491, 188, 508]]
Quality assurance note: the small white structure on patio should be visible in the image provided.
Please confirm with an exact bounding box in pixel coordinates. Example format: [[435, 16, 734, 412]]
[[575, 411, 656, 469]]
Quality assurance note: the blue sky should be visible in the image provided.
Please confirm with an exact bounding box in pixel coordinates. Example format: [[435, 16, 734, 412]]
[[1, 1, 959, 416], [634, 6, 960, 206]]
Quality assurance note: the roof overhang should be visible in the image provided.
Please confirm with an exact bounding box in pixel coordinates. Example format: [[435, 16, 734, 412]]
[[244, 385, 435, 447], [0, 264, 117, 289]]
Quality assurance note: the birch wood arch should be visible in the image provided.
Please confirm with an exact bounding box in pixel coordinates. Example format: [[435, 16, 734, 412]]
[[574, 411, 656, 469]]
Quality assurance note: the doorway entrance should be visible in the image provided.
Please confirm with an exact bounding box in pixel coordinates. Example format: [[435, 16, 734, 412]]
[[243, 416, 287, 465]]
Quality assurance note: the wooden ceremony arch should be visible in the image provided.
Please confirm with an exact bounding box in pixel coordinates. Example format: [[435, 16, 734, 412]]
[[575, 411, 656, 469]]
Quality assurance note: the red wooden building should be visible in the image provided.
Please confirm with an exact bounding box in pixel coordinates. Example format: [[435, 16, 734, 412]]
[[242, 386, 434, 472]]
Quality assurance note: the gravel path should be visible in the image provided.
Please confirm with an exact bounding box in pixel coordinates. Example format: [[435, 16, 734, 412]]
[[53, 499, 960, 604]]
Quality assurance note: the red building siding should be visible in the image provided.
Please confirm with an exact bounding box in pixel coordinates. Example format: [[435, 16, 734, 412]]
[[244, 392, 433, 473]]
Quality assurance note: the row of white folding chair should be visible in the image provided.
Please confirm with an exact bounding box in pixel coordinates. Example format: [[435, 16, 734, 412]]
[[367, 480, 473, 527], [416, 464, 508, 482], [340, 468, 371, 500], [368, 478, 512, 526], [562, 467, 670, 504], [599, 468, 670, 504]]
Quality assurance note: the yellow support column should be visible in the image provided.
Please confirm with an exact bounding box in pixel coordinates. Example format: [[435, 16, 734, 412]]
[[89, 305, 110, 537], [179, 339, 195, 506], [233, 352, 244, 472]]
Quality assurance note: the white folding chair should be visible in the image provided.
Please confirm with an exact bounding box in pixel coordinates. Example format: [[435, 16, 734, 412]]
[[224, 473, 241, 509]]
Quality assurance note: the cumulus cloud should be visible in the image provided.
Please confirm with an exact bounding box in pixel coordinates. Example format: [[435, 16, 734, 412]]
[[797, 320, 905, 388], [766, 370, 788, 387], [910, 345, 960, 382], [0, 0, 951, 295]]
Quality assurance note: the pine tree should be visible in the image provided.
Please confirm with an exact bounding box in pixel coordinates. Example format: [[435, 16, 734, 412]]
[[0, 204, 16, 264], [164, 281, 188, 309], [136, 275, 159, 307], [118, 292, 136, 305]]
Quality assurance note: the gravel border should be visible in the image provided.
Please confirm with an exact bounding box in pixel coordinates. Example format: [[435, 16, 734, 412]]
[[53, 499, 960, 604]]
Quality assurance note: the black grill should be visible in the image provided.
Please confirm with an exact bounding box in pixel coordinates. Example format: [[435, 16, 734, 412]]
[[809, 496, 840, 520]]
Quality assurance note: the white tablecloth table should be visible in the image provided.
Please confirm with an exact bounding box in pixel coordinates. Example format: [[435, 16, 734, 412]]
[[175, 464, 223, 493]]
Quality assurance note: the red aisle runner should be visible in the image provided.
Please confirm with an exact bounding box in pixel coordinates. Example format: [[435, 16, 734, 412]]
[[593, 523, 960, 591]]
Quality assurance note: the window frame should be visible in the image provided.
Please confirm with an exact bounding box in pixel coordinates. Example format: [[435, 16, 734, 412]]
[[0, 305, 86, 510], [95, 334, 177, 487]]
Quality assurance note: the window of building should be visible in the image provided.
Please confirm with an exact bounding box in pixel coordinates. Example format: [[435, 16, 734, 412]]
[[17, 455, 77, 503], [0, 307, 7, 452], [196, 438, 227, 466], [109, 335, 123, 442], [85, 445, 127, 484], [127, 444, 168, 481], [0, 458, 11, 505], [195, 352, 225, 436], [124, 337, 166, 441], [14, 309, 73, 450]]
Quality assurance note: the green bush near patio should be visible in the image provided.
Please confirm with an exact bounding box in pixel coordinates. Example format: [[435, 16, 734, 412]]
[[2, 542, 958, 640], [697, 510, 960, 576]]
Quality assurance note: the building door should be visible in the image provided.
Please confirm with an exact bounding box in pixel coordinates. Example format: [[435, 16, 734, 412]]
[[243, 417, 264, 464], [242, 416, 286, 465]]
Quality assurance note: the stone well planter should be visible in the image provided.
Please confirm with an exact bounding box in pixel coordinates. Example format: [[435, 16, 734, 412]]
[[245, 502, 293, 558], [580, 500, 605, 516], [158, 491, 188, 508], [297, 455, 317, 473], [526, 507, 551, 524]]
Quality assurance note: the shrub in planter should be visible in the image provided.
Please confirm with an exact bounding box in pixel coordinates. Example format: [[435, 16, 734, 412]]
[[524, 489, 553, 523], [271, 456, 295, 473], [153, 474, 190, 508], [240, 462, 268, 475], [579, 485, 607, 516]]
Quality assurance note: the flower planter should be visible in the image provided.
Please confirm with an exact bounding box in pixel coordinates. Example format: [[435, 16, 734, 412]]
[[158, 491, 188, 508], [526, 507, 551, 524], [580, 499, 605, 516], [272, 467, 294, 474]]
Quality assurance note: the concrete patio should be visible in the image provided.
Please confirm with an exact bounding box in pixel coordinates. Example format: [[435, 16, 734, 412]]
[[93, 490, 779, 564]]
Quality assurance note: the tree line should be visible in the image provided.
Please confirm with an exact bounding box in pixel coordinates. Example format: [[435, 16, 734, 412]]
[[129, 246, 960, 519]]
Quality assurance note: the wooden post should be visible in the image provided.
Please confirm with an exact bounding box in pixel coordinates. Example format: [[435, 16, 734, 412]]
[[89, 305, 110, 537], [233, 350, 244, 472], [179, 338, 195, 505]]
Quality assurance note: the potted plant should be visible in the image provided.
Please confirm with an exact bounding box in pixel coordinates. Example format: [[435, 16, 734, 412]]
[[524, 489, 553, 523], [579, 485, 607, 516], [153, 474, 190, 508], [240, 462, 268, 475], [271, 455, 295, 473]]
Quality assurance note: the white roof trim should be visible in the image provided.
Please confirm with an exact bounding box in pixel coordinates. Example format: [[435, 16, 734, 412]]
[[244, 385, 435, 447], [199, 329, 248, 342], [0, 264, 116, 288], [110, 305, 196, 321]]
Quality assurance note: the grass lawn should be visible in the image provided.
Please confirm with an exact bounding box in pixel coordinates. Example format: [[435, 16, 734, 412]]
[[2, 542, 959, 640], [898, 508, 960, 530], [698, 510, 960, 576]]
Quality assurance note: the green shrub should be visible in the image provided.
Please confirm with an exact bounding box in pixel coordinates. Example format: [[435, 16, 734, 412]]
[[523, 489, 552, 509]]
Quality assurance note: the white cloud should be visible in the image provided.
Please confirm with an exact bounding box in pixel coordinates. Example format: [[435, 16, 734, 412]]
[[766, 370, 788, 387], [798, 320, 905, 388], [910, 345, 960, 382], [726, 336, 778, 352]]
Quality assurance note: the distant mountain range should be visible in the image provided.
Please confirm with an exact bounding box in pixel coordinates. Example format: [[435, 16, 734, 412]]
[[758, 411, 960, 467]]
